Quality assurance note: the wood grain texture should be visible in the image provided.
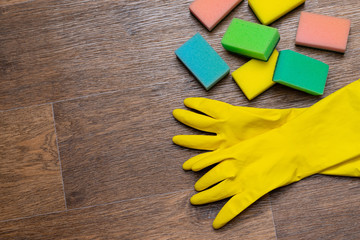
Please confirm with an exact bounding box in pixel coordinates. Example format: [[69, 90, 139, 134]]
[[0, 0, 135, 110], [0, 104, 65, 221], [270, 175, 360, 239], [0, 0, 31, 6], [0, 0, 359, 238], [0, 190, 276, 239]]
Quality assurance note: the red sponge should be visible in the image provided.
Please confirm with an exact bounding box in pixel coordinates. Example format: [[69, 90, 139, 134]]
[[296, 12, 351, 53], [190, 0, 243, 31]]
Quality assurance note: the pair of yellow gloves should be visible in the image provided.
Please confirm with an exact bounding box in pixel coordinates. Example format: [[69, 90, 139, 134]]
[[173, 79, 360, 229]]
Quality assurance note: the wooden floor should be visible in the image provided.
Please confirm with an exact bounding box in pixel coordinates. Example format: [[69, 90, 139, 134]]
[[0, 0, 359, 239]]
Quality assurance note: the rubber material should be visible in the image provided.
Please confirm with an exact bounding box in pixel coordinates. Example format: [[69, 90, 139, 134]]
[[173, 79, 360, 228]]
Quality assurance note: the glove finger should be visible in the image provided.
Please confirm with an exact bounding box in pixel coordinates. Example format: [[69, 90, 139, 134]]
[[184, 97, 231, 119], [173, 109, 218, 133], [191, 149, 232, 171], [190, 180, 234, 205], [194, 161, 237, 191], [173, 135, 222, 150], [212, 192, 261, 229], [182, 152, 214, 170]]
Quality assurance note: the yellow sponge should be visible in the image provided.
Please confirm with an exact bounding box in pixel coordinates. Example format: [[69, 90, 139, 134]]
[[232, 49, 278, 100], [248, 0, 305, 25]]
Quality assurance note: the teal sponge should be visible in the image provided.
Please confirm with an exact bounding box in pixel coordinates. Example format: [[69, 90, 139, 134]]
[[175, 33, 230, 90], [273, 50, 329, 95], [221, 18, 280, 61]]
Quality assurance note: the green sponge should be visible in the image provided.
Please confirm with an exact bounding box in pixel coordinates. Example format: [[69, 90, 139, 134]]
[[273, 50, 329, 95], [221, 18, 280, 61]]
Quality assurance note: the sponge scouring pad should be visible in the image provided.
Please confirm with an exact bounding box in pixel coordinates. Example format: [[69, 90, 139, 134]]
[[190, 0, 243, 31], [296, 12, 351, 53], [221, 18, 280, 61], [273, 50, 329, 95], [248, 0, 305, 25], [175, 33, 230, 90], [232, 49, 279, 100]]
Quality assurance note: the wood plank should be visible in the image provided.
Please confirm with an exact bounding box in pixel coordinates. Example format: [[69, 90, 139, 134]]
[[0, 105, 65, 221], [0, 190, 276, 239], [0, 0, 200, 111], [0, 0, 31, 6], [0, 0, 137, 110], [270, 175, 360, 239], [53, 82, 248, 209]]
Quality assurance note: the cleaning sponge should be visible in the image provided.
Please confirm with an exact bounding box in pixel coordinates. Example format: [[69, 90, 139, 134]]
[[296, 12, 351, 53], [248, 0, 305, 25], [221, 18, 280, 61], [175, 33, 230, 90], [273, 50, 329, 95], [190, 0, 243, 31], [232, 49, 278, 100]]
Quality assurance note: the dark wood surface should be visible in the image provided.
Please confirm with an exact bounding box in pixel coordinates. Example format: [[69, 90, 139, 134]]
[[0, 105, 65, 221], [0, 191, 276, 239], [53, 85, 200, 209], [0, 0, 359, 239]]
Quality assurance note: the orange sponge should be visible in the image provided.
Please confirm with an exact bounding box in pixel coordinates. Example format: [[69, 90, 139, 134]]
[[190, 0, 243, 31], [296, 12, 351, 53]]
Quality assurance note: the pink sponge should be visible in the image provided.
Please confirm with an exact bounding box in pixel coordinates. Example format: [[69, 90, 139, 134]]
[[190, 0, 243, 31], [296, 12, 351, 53]]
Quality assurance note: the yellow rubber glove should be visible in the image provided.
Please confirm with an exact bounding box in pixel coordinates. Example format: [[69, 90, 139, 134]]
[[175, 79, 360, 229], [173, 98, 360, 177]]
